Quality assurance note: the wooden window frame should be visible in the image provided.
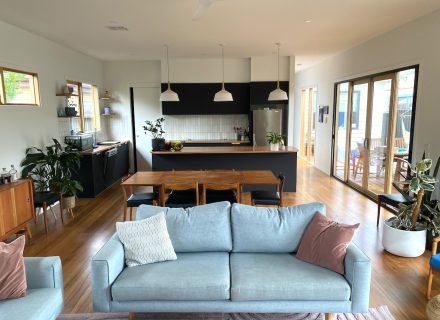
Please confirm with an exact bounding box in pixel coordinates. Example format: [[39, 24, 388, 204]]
[[0, 66, 40, 106], [67, 80, 100, 133]]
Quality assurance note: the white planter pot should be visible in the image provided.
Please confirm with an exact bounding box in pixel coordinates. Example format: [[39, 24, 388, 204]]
[[382, 218, 426, 257], [270, 143, 279, 151]]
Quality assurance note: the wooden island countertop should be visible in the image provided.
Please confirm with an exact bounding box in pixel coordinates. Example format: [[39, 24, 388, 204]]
[[152, 146, 298, 155]]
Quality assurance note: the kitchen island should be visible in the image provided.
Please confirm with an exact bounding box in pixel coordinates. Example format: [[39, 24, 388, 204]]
[[152, 146, 297, 191]]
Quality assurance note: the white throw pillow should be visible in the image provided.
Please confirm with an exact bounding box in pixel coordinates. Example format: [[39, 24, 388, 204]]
[[116, 212, 177, 267]]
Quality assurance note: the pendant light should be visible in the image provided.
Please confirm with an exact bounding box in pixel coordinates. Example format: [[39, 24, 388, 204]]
[[214, 44, 233, 102], [268, 43, 288, 101], [160, 45, 179, 102]]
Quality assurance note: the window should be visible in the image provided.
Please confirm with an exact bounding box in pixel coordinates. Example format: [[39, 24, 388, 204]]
[[0, 67, 40, 106], [66, 80, 100, 133]]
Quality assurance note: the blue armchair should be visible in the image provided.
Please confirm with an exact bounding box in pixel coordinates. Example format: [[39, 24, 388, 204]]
[[0, 256, 64, 320]]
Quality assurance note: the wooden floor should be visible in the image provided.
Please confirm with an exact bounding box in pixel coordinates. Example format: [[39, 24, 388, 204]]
[[23, 159, 434, 319]]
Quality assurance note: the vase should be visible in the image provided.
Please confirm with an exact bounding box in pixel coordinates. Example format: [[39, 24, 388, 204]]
[[270, 143, 279, 151], [151, 138, 166, 151], [65, 107, 77, 117], [382, 218, 427, 257]]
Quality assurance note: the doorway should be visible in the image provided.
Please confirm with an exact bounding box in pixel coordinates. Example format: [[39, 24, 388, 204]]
[[332, 66, 418, 198], [130, 86, 161, 172], [300, 86, 317, 163]]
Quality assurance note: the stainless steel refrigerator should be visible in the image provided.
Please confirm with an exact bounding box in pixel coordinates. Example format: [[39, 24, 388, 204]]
[[252, 109, 283, 146]]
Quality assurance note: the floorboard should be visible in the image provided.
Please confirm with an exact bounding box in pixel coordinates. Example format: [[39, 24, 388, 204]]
[[23, 159, 434, 319]]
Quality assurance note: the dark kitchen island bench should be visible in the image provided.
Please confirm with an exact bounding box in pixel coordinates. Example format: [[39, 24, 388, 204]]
[[152, 146, 298, 192]]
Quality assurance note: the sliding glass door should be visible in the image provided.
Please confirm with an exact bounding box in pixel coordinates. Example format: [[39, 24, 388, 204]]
[[300, 86, 317, 163], [332, 67, 417, 198]]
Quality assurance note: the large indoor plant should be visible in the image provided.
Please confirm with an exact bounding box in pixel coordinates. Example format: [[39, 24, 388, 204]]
[[382, 158, 440, 257], [143, 117, 166, 151], [266, 132, 284, 151]]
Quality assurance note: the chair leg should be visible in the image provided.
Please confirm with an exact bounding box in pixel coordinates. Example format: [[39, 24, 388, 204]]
[[34, 208, 39, 224], [325, 313, 334, 320], [25, 224, 32, 240], [123, 202, 128, 221], [129, 208, 134, 221], [129, 312, 136, 320], [377, 199, 381, 229], [42, 202, 49, 234], [49, 206, 57, 221], [59, 197, 65, 224], [427, 268, 434, 299]]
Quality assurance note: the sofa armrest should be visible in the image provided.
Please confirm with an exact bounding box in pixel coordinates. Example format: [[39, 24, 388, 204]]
[[91, 234, 125, 312], [344, 243, 371, 313], [24, 256, 63, 290]]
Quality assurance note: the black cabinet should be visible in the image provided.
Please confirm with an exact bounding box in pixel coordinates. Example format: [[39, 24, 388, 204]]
[[75, 142, 129, 198], [162, 83, 250, 115], [250, 81, 289, 105]]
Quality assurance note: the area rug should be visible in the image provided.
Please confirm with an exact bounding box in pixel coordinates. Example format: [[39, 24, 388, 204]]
[[57, 306, 395, 320]]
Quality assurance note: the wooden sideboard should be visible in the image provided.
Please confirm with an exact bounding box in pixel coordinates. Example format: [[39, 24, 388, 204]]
[[0, 179, 34, 241]]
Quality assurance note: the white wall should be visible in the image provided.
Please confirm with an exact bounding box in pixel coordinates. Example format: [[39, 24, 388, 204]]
[[295, 9, 440, 176], [0, 20, 103, 173], [251, 56, 290, 82]]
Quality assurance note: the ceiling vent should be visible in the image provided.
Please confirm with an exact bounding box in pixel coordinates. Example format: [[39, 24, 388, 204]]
[[106, 26, 128, 31]]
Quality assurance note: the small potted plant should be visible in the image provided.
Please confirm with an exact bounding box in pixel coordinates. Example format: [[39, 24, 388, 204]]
[[382, 158, 440, 257], [55, 176, 83, 214], [266, 132, 284, 151], [143, 117, 166, 151]]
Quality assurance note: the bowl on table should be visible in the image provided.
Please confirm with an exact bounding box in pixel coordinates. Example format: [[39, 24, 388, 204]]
[[170, 141, 184, 152]]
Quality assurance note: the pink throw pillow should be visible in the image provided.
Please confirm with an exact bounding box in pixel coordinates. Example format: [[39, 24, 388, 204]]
[[0, 236, 27, 300], [296, 212, 359, 274]]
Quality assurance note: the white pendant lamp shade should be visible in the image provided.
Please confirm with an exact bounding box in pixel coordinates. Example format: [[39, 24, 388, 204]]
[[214, 44, 233, 102], [160, 45, 179, 102], [268, 43, 288, 101]]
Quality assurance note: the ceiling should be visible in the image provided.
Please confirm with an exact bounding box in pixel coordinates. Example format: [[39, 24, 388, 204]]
[[0, 0, 439, 69]]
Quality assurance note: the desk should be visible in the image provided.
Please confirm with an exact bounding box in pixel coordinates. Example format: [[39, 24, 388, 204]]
[[121, 170, 279, 206]]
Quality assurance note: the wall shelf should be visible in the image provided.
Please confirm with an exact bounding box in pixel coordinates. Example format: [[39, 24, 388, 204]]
[[56, 93, 79, 97], [58, 116, 80, 118]]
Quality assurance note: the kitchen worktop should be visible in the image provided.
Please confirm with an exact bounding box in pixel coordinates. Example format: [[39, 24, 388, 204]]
[[80, 140, 129, 155], [184, 139, 251, 144], [152, 146, 298, 154]]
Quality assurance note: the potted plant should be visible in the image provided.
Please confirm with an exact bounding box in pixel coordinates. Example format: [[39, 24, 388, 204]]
[[266, 132, 284, 151], [21, 139, 83, 212], [143, 117, 166, 151], [54, 176, 83, 213], [382, 158, 440, 257]]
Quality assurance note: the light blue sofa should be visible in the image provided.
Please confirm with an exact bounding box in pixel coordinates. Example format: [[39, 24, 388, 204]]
[[0, 256, 64, 320], [92, 202, 371, 316]]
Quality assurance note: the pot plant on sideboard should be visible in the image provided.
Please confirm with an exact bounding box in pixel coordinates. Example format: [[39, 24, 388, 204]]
[[143, 117, 166, 151], [266, 132, 284, 151], [382, 158, 440, 257]]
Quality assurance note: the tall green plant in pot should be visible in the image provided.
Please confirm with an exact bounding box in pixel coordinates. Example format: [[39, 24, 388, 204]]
[[143, 117, 166, 151], [382, 158, 440, 257]]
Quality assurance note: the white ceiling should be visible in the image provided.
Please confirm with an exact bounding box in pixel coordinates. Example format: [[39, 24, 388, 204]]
[[0, 0, 439, 69]]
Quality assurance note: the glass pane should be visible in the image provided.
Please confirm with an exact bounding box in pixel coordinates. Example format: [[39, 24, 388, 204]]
[[310, 87, 317, 163], [349, 83, 369, 187], [368, 79, 392, 194], [3, 70, 37, 104], [392, 69, 415, 186], [82, 83, 100, 132], [334, 82, 349, 179], [303, 90, 310, 159]]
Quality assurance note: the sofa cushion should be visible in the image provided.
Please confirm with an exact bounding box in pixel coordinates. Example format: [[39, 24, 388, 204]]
[[0, 288, 63, 320], [231, 202, 326, 253], [230, 253, 350, 301], [112, 252, 230, 301], [136, 202, 232, 252]]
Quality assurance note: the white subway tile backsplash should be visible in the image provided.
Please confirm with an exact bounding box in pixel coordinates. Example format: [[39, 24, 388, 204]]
[[164, 115, 249, 141]]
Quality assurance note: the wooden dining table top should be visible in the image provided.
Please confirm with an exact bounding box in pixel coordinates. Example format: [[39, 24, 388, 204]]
[[121, 170, 278, 186]]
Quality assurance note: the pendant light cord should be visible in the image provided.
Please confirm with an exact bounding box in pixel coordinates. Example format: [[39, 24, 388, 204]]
[[221, 44, 225, 90], [166, 45, 171, 89], [276, 43, 280, 89]]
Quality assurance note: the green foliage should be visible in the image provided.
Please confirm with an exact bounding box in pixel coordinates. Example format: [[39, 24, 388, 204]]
[[21, 139, 82, 194], [143, 117, 165, 138], [392, 157, 440, 234], [4, 71, 25, 102], [266, 132, 285, 145], [54, 176, 83, 197]]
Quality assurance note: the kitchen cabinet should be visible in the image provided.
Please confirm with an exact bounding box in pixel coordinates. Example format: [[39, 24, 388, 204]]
[[0, 180, 34, 240], [161, 83, 250, 115], [75, 141, 129, 198], [250, 81, 289, 105]]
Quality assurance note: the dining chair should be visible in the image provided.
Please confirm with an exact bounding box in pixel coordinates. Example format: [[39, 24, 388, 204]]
[[164, 182, 199, 208], [121, 174, 160, 221], [427, 236, 440, 299], [377, 183, 413, 228], [33, 191, 63, 234], [202, 183, 240, 205], [250, 174, 285, 207]]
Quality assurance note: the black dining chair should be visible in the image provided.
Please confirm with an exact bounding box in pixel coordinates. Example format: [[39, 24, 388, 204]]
[[33, 191, 63, 234], [122, 175, 160, 221], [164, 182, 199, 208], [203, 183, 240, 204], [250, 173, 285, 207]]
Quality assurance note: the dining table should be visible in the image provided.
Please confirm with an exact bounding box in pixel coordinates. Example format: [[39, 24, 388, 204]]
[[120, 169, 279, 207]]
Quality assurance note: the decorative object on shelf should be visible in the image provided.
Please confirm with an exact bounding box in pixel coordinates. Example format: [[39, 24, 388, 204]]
[[266, 132, 285, 151], [65, 95, 78, 116], [100, 90, 114, 116], [234, 127, 248, 141], [214, 44, 233, 102], [160, 45, 179, 102], [0, 167, 11, 184], [382, 158, 440, 257], [9, 165, 18, 182], [268, 43, 288, 101], [100, 90, 113, 101], [170, 141, 184, 152], [143, 117, 166, 151]]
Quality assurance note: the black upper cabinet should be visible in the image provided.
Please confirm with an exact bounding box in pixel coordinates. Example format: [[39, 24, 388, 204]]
[[161, 83, 250, 115], [250, 81, 289, 105]]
